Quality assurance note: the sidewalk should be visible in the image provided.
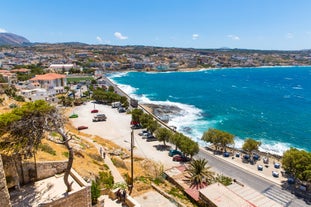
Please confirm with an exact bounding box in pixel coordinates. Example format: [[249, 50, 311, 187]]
[[200, 147, 286, 186], [78, 135, 125, 184]]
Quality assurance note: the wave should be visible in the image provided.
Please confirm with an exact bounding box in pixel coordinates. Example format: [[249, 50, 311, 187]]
[[106, 72, 129, 79], [232, 137, 293, 156]]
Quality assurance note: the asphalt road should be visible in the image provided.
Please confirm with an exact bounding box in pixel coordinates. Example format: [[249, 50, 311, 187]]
[[195, 149, 309, 207]]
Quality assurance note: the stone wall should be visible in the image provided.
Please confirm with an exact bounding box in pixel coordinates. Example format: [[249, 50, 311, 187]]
[[3, 158, 67, 188], [39, 169, 91, 207], [22, 160, 68, 183], [0, 155, 12, 207]]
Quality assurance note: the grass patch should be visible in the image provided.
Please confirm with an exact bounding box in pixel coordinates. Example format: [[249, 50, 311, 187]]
[[168, 187, 187, 200], [62, 151, 69, 158], [39, 143, 56, 156], [67, 77, 94, 83]]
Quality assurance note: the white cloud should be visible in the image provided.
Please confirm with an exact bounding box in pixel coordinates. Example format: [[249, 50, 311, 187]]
[[0, 28, 7, 33], [285, 33, 294, 39], [96, 36, 103, 43], [114, 32, 128, 40], [192, 34, 199, 40], [227, 34, 240, 41]]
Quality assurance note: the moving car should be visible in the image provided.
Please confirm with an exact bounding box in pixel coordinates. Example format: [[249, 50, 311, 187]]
[[77, 126, 88, 130], [91, 109, 99, 113]]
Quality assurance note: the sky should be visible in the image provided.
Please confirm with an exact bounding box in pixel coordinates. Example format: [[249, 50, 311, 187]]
[[1, 0, 311, 50]]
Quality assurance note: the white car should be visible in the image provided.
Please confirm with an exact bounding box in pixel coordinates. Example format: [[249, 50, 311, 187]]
[[257, 165, 263, 171], [272, 171, 279, 177], [139, 130, 149, 136]]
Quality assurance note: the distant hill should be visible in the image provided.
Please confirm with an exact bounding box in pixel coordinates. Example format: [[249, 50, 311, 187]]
[[0, 33, 30, 46]]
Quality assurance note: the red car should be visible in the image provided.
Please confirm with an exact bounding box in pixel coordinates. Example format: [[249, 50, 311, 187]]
[[91, 109, 99, 113], [172, 155, 190, 162], [77, 126, 88, 130]]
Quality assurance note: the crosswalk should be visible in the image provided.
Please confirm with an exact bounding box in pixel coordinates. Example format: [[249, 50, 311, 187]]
[[262, 186, 305, 207]]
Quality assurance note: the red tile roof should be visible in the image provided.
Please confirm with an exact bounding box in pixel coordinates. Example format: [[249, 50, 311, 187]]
[[30, 73, 66, 81]]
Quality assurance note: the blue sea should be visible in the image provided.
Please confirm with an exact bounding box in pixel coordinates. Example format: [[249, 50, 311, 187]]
[[107, 66, 311, 155]]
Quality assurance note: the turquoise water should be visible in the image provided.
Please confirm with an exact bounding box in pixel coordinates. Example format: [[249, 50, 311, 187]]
[[108, 66, 311, 155]]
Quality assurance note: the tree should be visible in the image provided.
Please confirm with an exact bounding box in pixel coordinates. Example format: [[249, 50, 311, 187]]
[[201, 128, 234, 152], [0, 100, 75, 192], [242, 138, 261, 156], [170, 132, 184, 150], [147, 119, 160, 134], [282, 148, 311, 182], [185, 158, 215, 189], [154, 127, 172, 146], [131, 108, 143, 124], [139, 113, 153, 129], [108, 85, 114, 92]]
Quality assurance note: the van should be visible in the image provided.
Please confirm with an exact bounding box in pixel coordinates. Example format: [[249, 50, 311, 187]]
[[111, 102, 121, 108], [92, 114, 107, 122]]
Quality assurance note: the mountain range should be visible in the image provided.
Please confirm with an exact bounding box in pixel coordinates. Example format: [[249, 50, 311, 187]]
[[0, 33, 30, 45]]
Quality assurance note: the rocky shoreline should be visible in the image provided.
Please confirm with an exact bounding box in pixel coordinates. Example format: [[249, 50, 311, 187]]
[[142, 103, 182, 123]]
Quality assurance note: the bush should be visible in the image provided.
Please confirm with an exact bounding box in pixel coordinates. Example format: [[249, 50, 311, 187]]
[[216, 174, 232, 186], [91, 180, 101, 205], [62, 151, 69, 158], [39, 143, 56, 155], [98, 171, 114, 189]]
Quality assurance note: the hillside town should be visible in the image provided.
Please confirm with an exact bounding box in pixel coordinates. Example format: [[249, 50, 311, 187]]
[[1, 44, 311, 74]]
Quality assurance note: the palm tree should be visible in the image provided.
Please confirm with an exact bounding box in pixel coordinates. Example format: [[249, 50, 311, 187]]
[[185, 158, 215, 189]]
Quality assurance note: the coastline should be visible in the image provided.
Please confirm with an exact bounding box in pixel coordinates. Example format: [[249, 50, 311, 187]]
[[106, 67, 311, 155]]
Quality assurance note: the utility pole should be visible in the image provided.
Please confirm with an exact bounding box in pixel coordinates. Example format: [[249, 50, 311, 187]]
[[129, 129, 134, 195]]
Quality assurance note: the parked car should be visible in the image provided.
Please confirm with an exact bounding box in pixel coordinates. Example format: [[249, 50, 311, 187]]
[[272, 171, 279, 177], [146, 135, 157, 142], [77, 126, 88, 130], [235, 152, 240, 157], [274, 162, 280, 169], [131, 124, 142, 129], [253, 154, 260, 160], [69, 114, 78, 118], [263, 157, 269, 164], [287, 177, 295, 184], [223, 152, 230, 157], [142, 132, 153, 139], [173, 155, 190, 162], [92, 114, 107, 122], [243, 154, 250, 160], [139, 130, 149, 136], [118, 107, 126, 113], [257, 165, 263, 171], [91, 109, 99, 113], [169, 149, 182, 157]]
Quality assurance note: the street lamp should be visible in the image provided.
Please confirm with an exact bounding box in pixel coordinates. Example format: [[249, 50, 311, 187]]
[[129, 129, 134, 195]]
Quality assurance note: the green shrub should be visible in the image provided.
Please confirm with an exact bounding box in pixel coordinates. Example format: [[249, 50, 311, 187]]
[[216, 174, 232, 186], [39, 143, 56, 155], [168, 187, 187, 200], [62, 151, 69, 158], [98, 171, 114, 189], [153, 177, 164, 185], [91, 180, 101, 205]]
